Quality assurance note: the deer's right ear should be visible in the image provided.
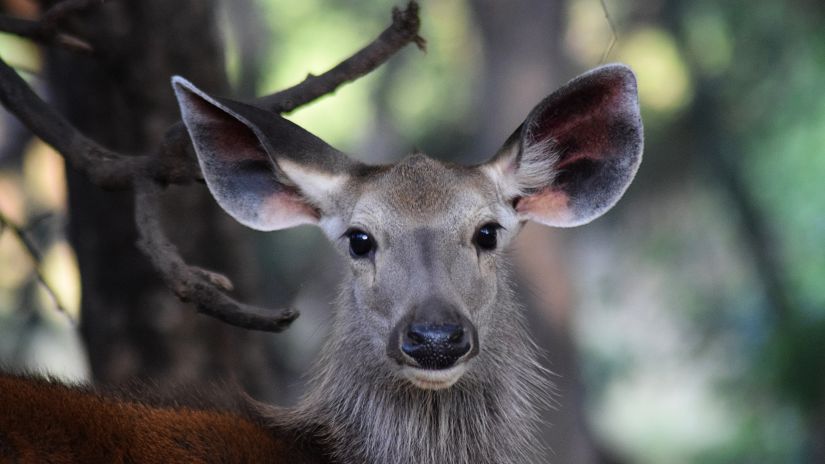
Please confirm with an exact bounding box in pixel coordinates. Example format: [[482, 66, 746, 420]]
[[172, 77, 358, 231], [482, 64, 643, 228]]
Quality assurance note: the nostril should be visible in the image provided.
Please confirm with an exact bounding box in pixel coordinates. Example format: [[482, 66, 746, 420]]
[[407, 329, 425, 344], [448, 327, 464, 343]]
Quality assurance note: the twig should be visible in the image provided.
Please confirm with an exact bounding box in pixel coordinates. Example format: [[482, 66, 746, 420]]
[[599, 0, 618, 64], [256, 1, 425, 112], [0, 15, 92, 53], [133, 179, 297, 332], [0, 210, 75, 325]]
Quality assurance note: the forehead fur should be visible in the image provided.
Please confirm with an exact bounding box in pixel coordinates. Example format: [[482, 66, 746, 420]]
[[356, 154, 493, 223]]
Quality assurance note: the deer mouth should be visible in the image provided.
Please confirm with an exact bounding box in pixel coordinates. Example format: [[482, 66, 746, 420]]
[[400, 364, 467, 390]]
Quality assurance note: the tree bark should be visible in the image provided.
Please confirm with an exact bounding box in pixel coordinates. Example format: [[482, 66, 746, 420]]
[[44, 0, 275, 394]]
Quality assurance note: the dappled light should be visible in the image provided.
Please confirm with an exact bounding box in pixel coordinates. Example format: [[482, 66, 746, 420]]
[[22, 140, 66, 212], [0, 226, 31, 297], [39, 240, 80, 320]]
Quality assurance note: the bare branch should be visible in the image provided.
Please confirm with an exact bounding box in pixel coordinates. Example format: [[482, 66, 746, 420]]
[[0, 56, 202, 188], [599, 0, 618, 64], [0, 210, 75, 324], [134, 179, 298, 332], [0, 1, 424, 332], [0, 15, 92, 53], [0, 56, 145, 188], [0, 2, 425, 189], [256, 1, 425, 113]]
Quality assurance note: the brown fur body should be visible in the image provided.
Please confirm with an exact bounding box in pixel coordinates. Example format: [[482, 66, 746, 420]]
[[0, 374, 325, 463]]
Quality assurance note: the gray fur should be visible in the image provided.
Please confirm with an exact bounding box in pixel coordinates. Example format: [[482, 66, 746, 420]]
[[278, 282, 553, 464], [263, 158, 555, 464]]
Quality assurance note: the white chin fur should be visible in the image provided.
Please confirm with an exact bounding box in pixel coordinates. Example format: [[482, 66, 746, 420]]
[[401, 365, 467, 390]]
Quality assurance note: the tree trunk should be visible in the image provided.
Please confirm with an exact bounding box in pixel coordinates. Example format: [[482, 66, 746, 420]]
[[43, 0, 275, 396]]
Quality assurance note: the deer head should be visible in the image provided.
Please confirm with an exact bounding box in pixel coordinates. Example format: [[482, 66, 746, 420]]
[[172, 64, 642, 392]]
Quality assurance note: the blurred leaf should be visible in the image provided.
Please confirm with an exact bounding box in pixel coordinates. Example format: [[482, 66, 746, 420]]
[[684, 6, 733, 77], [0, 32, 40, 74], [39, 240, 81, 321], [617, 27, 692, 113], [765, 317, 825, 413], [23, 139, 67, 213]]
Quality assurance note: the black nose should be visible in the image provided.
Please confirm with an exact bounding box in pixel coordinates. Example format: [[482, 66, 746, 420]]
[[401, 323, 473, 370]]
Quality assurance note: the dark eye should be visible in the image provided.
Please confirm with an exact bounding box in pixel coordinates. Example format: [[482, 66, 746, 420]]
[[347, 229, 375, 258], [474, 223, 501, 251]]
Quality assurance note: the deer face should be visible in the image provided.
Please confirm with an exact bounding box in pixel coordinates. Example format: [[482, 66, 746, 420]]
[[173, 64, 643, 390], [333, 156, 522, 389]]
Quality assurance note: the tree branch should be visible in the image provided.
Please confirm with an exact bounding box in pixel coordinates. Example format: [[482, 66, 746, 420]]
[[0, 15, 92, 53], [0, 57, 143, 187], [0, 1, 423, 332], [257, 1, 425, 113], [134, 179, 298, 332], [0, 1, 425, 189]]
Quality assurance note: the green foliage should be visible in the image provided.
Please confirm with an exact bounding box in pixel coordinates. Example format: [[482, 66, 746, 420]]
[[250, 0, 480, 156], [580, 0, 825, 461], [745, 72, 825, 315], [679, 0, 825, 460], [766, 317, 825, 413]]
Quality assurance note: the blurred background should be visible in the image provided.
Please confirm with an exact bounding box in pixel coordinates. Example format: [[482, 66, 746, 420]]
[[1, 0, 824, 462]]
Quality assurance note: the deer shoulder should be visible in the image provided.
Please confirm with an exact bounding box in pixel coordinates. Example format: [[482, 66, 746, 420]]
[[0, 373, 327, 463]]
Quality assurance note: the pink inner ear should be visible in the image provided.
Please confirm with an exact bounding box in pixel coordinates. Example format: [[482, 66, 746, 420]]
[[515, 189, 572, 224], [514, 66, 642, 227], [189, 97, 266, 164], [208, 124, 265, 163], [527, 72, 626, 171], [259, 192, 320, 228]]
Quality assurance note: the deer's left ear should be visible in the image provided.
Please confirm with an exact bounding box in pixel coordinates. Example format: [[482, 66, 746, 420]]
[[172, 76, 361, 232], [482, 64, 643, 227]]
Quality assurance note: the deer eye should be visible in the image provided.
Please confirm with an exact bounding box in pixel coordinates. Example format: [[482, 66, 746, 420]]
[[347, 229, 375, 258], [474, 223, 501, 251]]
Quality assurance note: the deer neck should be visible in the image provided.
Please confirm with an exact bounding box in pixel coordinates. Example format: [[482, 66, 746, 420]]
[[284, 275, 550, 464]]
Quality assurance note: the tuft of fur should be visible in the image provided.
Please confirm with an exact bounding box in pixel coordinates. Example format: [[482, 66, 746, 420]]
[[515, 136, 560, 196], [484, 137, 559, 202]]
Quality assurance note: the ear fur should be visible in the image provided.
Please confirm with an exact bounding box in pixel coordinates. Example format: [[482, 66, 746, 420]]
[[172, 77, 358, 231], [483, 64, 643, 227]]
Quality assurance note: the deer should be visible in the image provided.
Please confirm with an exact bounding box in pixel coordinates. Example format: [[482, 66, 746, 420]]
[[0, 63, 642, 463]]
